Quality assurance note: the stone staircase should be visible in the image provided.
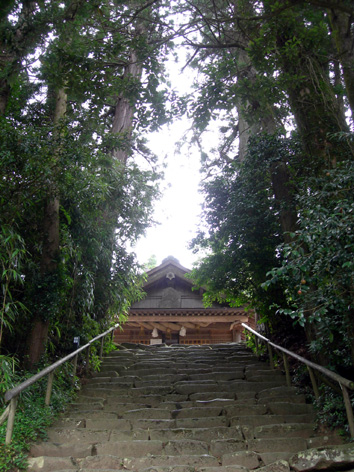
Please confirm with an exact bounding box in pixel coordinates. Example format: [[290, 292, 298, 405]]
[[28, 343, 349, 472]]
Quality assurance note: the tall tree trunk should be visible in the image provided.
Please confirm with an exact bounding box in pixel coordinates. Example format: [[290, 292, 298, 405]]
[[329, 7, 354, 116], [273, 17, 351, 167], [233, 45, 297, 239], [27, 88, 67, 367], [111, 48, 143, 163]]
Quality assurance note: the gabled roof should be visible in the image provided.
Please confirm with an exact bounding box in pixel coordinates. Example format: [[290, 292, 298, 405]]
[[143, 256, 194, 290]]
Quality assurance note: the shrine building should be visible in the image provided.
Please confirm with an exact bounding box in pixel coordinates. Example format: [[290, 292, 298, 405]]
[[114, 256, 256, 345]]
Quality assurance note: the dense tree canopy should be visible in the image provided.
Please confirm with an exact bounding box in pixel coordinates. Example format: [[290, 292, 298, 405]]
[[185, 0, 354, 376], [1, 0, 353, 405], [0, 0, 174, 366]]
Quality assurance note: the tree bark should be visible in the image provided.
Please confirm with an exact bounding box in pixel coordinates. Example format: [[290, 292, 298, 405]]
[[329, 7, 354, 116], [111, 48, 142, 163], [27, 88, 67, 367]]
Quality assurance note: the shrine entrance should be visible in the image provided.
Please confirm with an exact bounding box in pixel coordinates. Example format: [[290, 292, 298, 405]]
[[114, 256, 255, 346]]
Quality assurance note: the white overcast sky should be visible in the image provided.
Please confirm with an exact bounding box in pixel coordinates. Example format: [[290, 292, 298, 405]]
[[133, 53, 207, 269], [133, 116, 205, 269]]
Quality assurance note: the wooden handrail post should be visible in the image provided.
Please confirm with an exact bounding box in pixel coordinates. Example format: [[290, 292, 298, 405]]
[[111, 328, 115, 343], [45, 370, 55, 406], [307, 366, 320, 399], [267, 343, 275, 370], [282, 353, 291, 387], [86, 345, 90, 371], [72, 353, 78, 384], [340, 383, 354, 438], [254, 335, 259, 356], [100, 336, 104, 360], [5, 396, 18, 444]]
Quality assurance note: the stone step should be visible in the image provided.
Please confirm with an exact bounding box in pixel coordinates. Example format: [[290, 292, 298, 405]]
[[253, 423, 315, 439], [175, 416, 229, 429], [189, 392, 236, 401], [30, 442, 93, 458], [188, 372, 245, 381], [149, 426, 244, 442], [28, 343, 345, 472], [267, 402, 314, 416], [27, 456, 78, 471], [122, 408, 172, 419], [172, 407, 223, 418], [76, 454, 221, 471], [120, 454, 221, 470], [229, 414, 314, 427]]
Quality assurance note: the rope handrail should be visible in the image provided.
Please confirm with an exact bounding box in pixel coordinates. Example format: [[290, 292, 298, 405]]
[[241, 322, 354, 437], [2, 323, 119, 444]]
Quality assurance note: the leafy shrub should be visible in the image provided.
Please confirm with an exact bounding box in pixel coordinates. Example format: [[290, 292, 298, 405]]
[[0, 362, 76, 471]]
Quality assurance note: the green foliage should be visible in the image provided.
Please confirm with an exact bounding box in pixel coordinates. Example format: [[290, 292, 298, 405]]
[[263, 151, 354, 367], [0, 362, 76, 471], [0, 355, 19, 403], [0, 0, 173, 363], [314, 386, 353, 435], [190, 134, 291, 321], [0, 225, 28, 347]]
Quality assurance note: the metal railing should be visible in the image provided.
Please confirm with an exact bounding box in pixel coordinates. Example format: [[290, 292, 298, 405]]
[[0, 323, 119, 444], [242, 323, 354, 438]]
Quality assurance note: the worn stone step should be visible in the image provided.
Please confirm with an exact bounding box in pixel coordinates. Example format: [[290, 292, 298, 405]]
[[254, 423, 315, 439], [164, 439, 210, 455], [267, 402, 314, 416], [189, 392, 236, 402], [71, 395, 106, 404], [222, 404, 268, 417], [260, 393, 306, 404], [149, 426, 244, 442], [136, 374, 188, 382], [103, 401, 156, 411], [122, 408, 172, 419], [133, 368, 178, 376], [189, 370, 244, 381], [30, 442, 93, 458], [85, 418, 131, 429], [28, 343, 344, 472], [175, 416, 229, 429], [121, 454, 221, 470], [222, 450, 261, 469], [129, 386, 174, 395], [27, 456, 78, 471], [229, 414, 314, 427], [130, 418, 177, 429], [210, 439, 247, 457], [60, 411, 118, 419], [196, 467, 249, 472], [68, 402, 105, 411], [227, 381, 286, 393], [135, 379, 184, 388], [47, 428, 110, 443], [110, 429, 150, 441], [92, 370, 119, 377], [172, 407, 223, 418], [247, 375, 286, 383], [95, 440, 164, 457], [247, 437, 308, 453], [195, 399, 244, 408], [173, 381, 219, 395], [86, 376, 135, 385], [258, 452, 292, 466], [257, 386, 302, 400], [78, 453, 220, 470], [257, 460, 290, 472]]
